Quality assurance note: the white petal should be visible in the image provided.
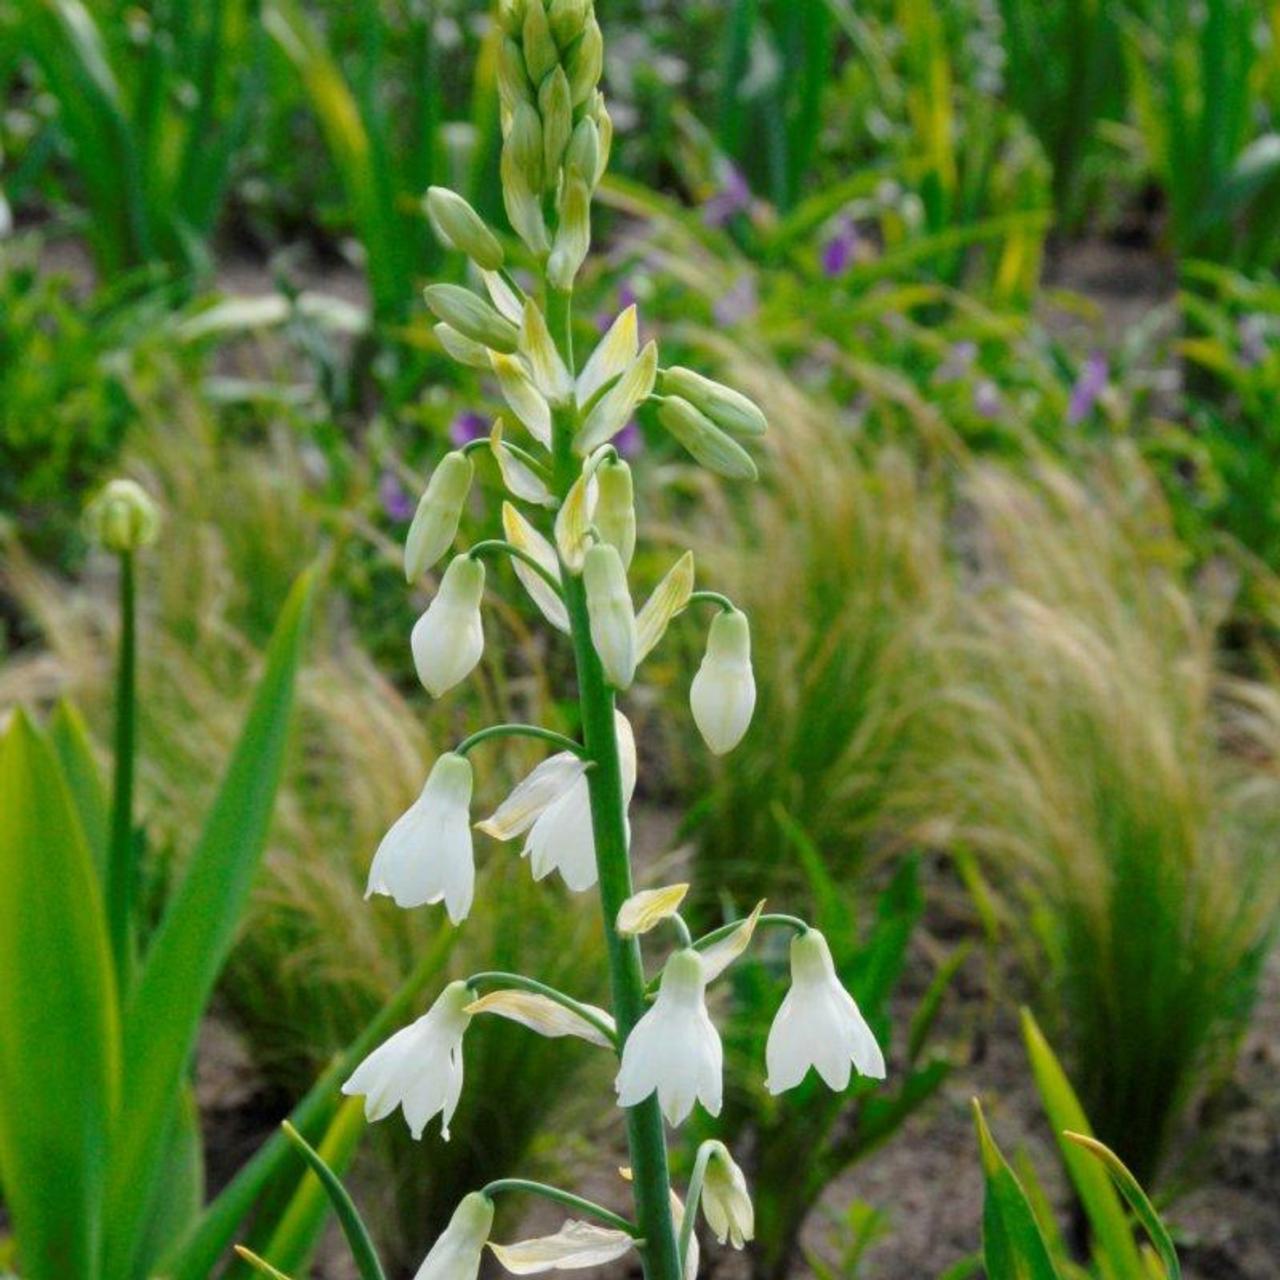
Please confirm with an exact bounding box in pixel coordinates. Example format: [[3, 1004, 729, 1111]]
[[491, 352, 552, 446], [490, 418, 555, 506], [519, 301, 573, 404], [635, 551, 695, 662], [616, 883, 689, 936], [574, 340, 657, 454], [576, 305, 638, 408], [700, 900, 765, 982], [525, 780, 598, 890], [465, 989, 615, 1048], [476, 751, 587, 840], [482, 269, 524, 324], [490, 1221, 636, 1275], [554, 470, 598, 572], [764, 991, 809, 1094], [502, 502, 570, 632]]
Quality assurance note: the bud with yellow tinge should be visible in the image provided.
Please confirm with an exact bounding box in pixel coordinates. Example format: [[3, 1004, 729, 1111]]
[[595, 459, 636, 569], [86, 479, 161, 554]]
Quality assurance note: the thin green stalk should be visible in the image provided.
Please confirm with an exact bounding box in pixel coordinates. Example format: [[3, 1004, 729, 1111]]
[[678, 1141, 719, 1266], [482, 1179, 640, 1236], [685, 590, 736, 614], [108, 549, 137, 984], [468, 539, 566, 597], [693, 913, 809, 951], [466, 970, 618, 1046], [454, 723, 587, 759]]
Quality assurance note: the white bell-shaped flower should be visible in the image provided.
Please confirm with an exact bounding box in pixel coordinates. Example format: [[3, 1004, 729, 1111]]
[[765, 929, 885, 1094], [700, 1141, 754, 1249], [690, 608, 755, 755], [343, 980, 473, 1140], [411, 555, 485, 697], [616, 949, 722, 1125], [414, 1191, 494, 1280], [367, 752, 475, 922], [477, 711, 636, 892]]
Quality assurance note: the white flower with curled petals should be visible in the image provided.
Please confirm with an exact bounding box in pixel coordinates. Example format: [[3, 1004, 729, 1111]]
[[766, 929, 885, 1093], [700, 1142, 754, 1249], [342, 981, 472, 1140], [367, 752, 475, 922], [414, 1192, 494, 1280], [616, 949, 722, 1126], [411, 556, 485, 697]]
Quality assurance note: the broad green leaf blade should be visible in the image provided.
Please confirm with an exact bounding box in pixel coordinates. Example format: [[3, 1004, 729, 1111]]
[[1064, 1134, 1181, 1280], [158, 926, 454, 1280], [973, 1100, 1062, 1280], [134, 1085, 205, 1273], [0, 711, 121, 1280], [106, 568, 317, 1277], [277, 1118, 386, 1280], [1021, 1009, 1146, 1280], [48, 697, 110, 883]]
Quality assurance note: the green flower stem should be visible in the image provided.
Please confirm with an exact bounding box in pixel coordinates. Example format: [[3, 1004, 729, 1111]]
[[692, 913, 810, 952], [465, 970, 618, 1047], [546, 286, 574, 372], [481, 1179, 640, 1237], [108, 548, 137, 985], [468, 539, 566, 597], [670, 913, 694, 949], [677, 1141, 720, 1266], [685, 590, 736, 614], [454, 722, 587, 760]]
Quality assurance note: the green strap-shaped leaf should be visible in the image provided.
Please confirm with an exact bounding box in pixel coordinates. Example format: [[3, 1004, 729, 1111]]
[[0, 711, 121, 1280], [1064, 1134, 1181, 1280], [278, 1120, 387, 1280], [105, 567, 317, 1278], [973, 1100, 1062, 1280], [48, 697, 110, 883], [1021, 1009, 1147, 1280]]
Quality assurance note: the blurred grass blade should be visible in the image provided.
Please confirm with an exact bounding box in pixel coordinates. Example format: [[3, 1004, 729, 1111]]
[[1064, 1133, 1181, 1280], [1021, 1009, 1146, 1280], [48, 697, 110, 882], [973, 1100, 1062, 1280], [105, 567, 317, 1276], [278, 1118, 387, 1280], [234, 1246, 298, 1280], [0, 711, 121, 1280]]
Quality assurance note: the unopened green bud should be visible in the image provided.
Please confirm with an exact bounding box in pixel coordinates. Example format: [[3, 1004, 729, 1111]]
[[425, 187, 504, 271], [563, 17, 603, 105], [565, 116, 599, 185], [86, 478, 160, 553], [596, 459, 636, 569], [583, 542, 636, 689], [547, 172, 591, 290], [661, 367, 768, 436], [501, 142, 551, 256], [548, 0, 590, 49], [435, 322, 493, 369], [506, 100, 545, 193], [498, 0, 526, 36], [521, 0, 558, 84], [539, 67, 572, 184], [404, 451, 474, 581], [658, 396, 759, 481], [497, 37, 533, 115], [592, 95, 613, 185], [423, 284, 519, 353]]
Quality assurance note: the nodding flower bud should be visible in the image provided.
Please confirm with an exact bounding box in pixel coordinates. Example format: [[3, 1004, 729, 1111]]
[[583, 543, 637, 690], [701, 1142, 755, 1249], [564, 16, 603, 106], [548, 0, 590, 48], [657, 396, 759, 482], [404, 452, 474, 582], [86, 478, 160, 554], [426, 187, 504, 271], [538, 67, 573, 182], [547, 172, 591, 291], [595, 459, 636, 569], [565, 117, 599, 187], [423, 284, 519, 354], [505, 100, 546, 196], [592, 95, 613, 185], [661, 367, 768, 437], [690, 608, 755, 755], [413, 1190, 495, 1280], [521, 0, 559, 84], [411, 555, 486, 697]]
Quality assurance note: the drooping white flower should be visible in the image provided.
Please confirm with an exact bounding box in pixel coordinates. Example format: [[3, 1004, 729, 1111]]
[[414, 1191, 494, 1280], [342, 981, 473, 1140], [477, 710, 636, 892], [366, 752, 475, 922], [689, 608, 755, 755], [616, 949, 722, 1126], [765, 929, 885, 1094], [489, 1220, 636, 1274], [700, 1141, 754, 1249], [411, 555, 485, 697]]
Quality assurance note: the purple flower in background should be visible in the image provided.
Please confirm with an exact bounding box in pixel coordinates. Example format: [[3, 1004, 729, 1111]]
[[379, 470, 414, 523], [973, 379, 1003, 419], [449, 410, 487, 448], [821, 219, 860, 278], [933, 340, 978, 386], [1239, 314, 1268, 368], [713, 274, 758, 328], [614, 420, 643, 458], [1067, 351, 1108, 425], [702, 165, 751, 228]]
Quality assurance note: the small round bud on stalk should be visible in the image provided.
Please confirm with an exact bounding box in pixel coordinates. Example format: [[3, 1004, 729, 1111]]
[[595, 459, 636, 569], [701, 1142, 755, 1248], [548, 0, 590, 48], [661, 366, 768, 436], [423, 284, 519, 353], [413, 1190, 494, 1278], [411, 555, 486, 697], [404, 451, 474, 582], [522, 0, 559, 83], [538, 67, 573, 182], [425, 187, 504, 271], [563, 17, 603, 106], [86, 478, 161, 554], [690, 608, 755, 755], [547, 172, 591, 290], [658, 396, 759, 481], [583, 542, 637, 689]]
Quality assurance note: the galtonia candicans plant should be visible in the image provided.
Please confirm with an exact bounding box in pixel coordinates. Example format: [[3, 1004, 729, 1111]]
[[253, 4, 885, 1277]]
